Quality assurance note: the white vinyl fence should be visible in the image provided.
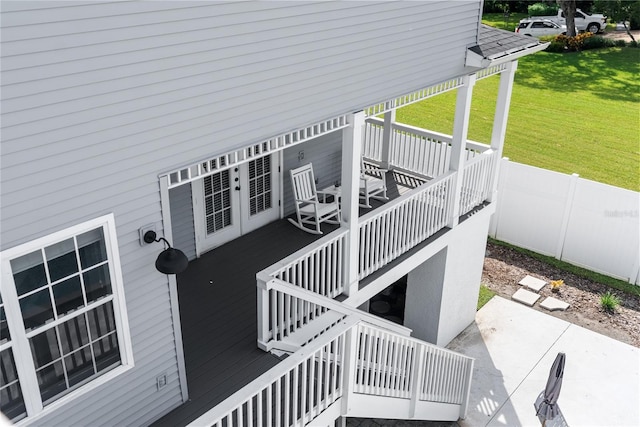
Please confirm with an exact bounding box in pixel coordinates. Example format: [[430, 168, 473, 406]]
[[489, 159, 640, 285]]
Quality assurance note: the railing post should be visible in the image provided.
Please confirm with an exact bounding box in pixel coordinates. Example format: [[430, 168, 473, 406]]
[[341, 323, 359, 416], [488, 60, 517, 203], [448, 74, 476, 227], [256, 273, 271, 351], [381, 109, 396, 170], [341, 111, 365, 297], [459, 359, 475, 419], [409, 344, 426, 418]]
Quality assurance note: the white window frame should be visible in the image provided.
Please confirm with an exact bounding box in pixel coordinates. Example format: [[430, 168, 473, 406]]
[[0, 214, 134, 424]]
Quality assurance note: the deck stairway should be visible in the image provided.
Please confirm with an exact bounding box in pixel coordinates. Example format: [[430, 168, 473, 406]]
[[188, 278, 474, 426], [185, 121, 496, 426]]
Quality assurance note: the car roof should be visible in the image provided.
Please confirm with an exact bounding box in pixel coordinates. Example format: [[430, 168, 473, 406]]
[[519, 18, 557, 24]]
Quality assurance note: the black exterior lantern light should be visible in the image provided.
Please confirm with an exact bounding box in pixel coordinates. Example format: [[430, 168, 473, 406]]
[[143, 230, 189, 275]]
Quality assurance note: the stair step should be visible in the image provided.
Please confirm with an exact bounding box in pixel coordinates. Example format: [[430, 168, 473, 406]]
[[271, 311, 345, 353]]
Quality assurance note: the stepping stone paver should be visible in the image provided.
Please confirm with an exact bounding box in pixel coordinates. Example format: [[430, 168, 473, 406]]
[[519, 275, 547, 292], [512, 288, 541, 307], [540, 297, 570, 311]]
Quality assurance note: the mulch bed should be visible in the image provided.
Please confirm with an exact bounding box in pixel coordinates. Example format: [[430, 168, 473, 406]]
[[482, 241, 640, 348]]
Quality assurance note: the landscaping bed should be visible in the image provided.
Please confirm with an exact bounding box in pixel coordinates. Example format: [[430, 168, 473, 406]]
[[482, 241, 640, 348]]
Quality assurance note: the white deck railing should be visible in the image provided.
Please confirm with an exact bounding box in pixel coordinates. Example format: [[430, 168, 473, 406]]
[[190, 317, 355, 427], [364, 118, 489, 179], [358, 172, 455, 280], [459, 149, 497, 216], [191, 315, 474, 427], [256, 230, 349, 349], [257, 120, 497, 347], [263, 229, 348, 299], [257, 276, 411, 350], [354, 323, 474, 406]]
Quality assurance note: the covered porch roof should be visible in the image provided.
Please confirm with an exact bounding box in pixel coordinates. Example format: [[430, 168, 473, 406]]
[[466, 24, 549, 68]]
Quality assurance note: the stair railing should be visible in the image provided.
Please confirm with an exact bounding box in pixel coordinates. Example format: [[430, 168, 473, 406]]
[[190, 314, 474, 427]]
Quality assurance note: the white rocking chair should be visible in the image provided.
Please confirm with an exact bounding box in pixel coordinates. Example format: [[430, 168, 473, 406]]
[[288, 163, 341, 234], [359, 159, 388, 208]]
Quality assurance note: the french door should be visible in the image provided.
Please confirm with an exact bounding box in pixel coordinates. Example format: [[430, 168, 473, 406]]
[[192, 153, 281, 256]]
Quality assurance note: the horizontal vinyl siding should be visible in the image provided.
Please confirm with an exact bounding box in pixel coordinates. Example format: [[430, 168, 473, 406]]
[[0, 1, 481, 425], [283, 130, 344, 216], [169, 184, 197, 261]]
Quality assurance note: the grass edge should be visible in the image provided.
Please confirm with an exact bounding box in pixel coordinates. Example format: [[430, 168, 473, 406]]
[[477, 284, 496, 310], [488, 237, 640, 298]]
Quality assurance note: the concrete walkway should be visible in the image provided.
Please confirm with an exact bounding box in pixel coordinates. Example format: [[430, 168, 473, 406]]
[[447, 297, 640, 427]]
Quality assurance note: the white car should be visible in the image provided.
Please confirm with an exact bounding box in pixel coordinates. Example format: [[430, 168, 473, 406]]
[[515, 19, 568, 37]]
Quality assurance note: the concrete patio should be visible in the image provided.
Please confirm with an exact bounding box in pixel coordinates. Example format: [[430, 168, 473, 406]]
[[448, 296, 640, 427]]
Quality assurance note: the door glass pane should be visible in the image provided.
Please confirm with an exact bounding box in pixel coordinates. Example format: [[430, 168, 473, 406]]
[[20, 289, 54, 330], [0, 349, 27, 422], [204, 170, 233, 234], [45, 238, 78, 282], [248, 156, 272, 216], [77, 228, 107, 269], [11, 251, 47, 296]]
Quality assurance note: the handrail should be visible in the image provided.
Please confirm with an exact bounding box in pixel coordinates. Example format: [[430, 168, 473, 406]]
[[364, 118, 491, 179], [459, 149, 496, 215], [358, 172, 455, 280], [366, 117, 453, 144], [267, 278, 412, 337], [190, 315, 475, 427], [189, 317, 358, 427], [258, 228, 348, 298], [358, 170, 455, 224], [352, 323, 474, 409]]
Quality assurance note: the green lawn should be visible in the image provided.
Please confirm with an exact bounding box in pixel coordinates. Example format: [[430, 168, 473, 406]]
[[482, 12, 528, 32], [396, 48, 640, 191], [477, 285, 496, 310]]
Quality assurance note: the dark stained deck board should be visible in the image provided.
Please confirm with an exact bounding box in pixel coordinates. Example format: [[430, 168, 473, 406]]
[[152, 219, 326, 427], [152, 174, 416, 427]]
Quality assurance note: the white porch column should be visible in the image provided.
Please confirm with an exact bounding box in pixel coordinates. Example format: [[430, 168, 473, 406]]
[[341, 111, 365, 297], [448, 74, 476, 228], [380, 109, 396, 169], [488, 60, 518, 202]]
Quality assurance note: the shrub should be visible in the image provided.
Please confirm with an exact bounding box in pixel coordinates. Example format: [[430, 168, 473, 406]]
[[554, 32, 593, 51], [600, 291, 620, 313], [528, 2, 558, 16], [630, 40, 639, 48], [615, 39, 627, 47], [582, 36, 615, 50], [550, 280, 564, 293]]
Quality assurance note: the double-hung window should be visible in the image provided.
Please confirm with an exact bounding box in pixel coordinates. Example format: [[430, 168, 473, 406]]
[[1, 214, 132, 422]]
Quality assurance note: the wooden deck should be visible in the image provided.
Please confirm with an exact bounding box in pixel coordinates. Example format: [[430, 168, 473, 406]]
[[152, 173, 423, 426], [151, 220, 327, 426]]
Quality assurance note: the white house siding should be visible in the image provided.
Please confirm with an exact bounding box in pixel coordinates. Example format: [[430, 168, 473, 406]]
[[169, 184, 197, 261], [282, 130, 344, 216], [0, 1, 481, 425]]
